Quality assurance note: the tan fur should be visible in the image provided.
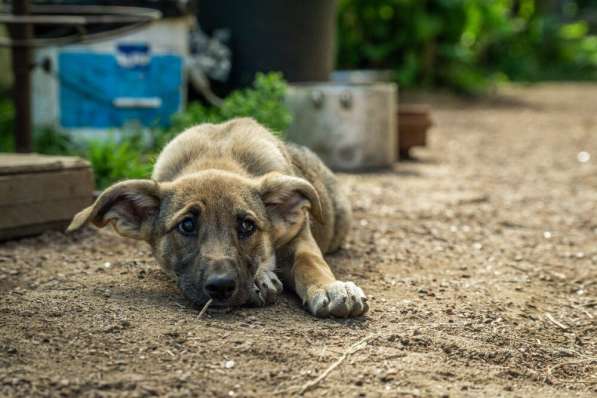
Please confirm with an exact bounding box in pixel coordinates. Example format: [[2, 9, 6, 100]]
[[69, 118, 368, 317]]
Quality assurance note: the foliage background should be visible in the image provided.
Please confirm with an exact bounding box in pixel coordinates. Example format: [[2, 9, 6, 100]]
[[337, 0, 597, 93]]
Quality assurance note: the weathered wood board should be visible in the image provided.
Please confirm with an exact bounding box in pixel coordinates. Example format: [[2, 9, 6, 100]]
[[0, 153, 94, 241]]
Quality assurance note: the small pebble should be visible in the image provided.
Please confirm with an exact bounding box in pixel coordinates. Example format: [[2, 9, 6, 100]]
[[577, 151, 590, 163]]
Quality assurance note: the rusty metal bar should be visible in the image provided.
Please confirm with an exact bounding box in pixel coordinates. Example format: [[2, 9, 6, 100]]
[[11, 0, 33, 153]]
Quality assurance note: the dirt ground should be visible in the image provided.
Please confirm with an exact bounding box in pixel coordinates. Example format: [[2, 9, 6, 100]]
[[1, 84, 596, 397]]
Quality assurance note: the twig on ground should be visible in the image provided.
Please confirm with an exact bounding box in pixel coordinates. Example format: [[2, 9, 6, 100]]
[[545, 313, 568, 330], [298, 334, 377, 396], [198, 299, 213, 319], [456, 194, 490, 205], [573, 305, 594, 319]]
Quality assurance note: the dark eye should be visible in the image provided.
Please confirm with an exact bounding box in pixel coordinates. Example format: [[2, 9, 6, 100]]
[[177, 216, 197, 236], [237, 218, 256, 239]]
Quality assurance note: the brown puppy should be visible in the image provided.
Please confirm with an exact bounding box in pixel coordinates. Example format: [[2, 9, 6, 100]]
[[68, 118, 368, 317]]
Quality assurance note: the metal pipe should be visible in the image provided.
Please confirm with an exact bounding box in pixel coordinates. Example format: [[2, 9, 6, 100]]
[[0, 15, 88, 25], [11, 0, 33, 153]]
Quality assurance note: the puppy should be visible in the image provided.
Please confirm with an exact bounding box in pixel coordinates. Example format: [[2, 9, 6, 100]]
[[68, 118, 368, 317]]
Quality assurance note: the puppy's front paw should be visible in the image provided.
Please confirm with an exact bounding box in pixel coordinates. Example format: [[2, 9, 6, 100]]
[[306, 281, 369, 318], [250, 270, 283, 307]]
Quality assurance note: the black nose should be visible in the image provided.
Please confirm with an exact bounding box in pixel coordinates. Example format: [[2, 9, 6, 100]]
[[204, 274, 236, 300]]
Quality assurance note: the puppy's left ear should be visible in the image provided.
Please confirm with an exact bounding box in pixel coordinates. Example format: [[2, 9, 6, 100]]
[[67, 179, 161, 241], [259, 172, 324, 228]]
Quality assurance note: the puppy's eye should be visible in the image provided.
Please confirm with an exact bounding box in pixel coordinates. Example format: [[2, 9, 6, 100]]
[[237, 218, 256, 239], [177, 217, 197, 236]]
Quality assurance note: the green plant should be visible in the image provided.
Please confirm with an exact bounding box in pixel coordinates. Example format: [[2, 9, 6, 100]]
[[0, 108, 153, 189], [86, 135, 153, 189], [33, 127, 78, 155], [167, 72, 292, 139], [337, 0, 597, 93]]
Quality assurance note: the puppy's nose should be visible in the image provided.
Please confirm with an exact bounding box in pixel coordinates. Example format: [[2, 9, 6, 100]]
[[204, 274, 236, 300]]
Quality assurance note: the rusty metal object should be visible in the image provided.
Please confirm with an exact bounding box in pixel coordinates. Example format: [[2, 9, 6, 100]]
[[0, 5, 161, 48], [398, 104, 432, 159], [10, 0, 33, 153]]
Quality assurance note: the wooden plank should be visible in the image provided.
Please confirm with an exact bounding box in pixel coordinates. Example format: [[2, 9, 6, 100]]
[[0, 153, 94, 240], [0, 196, 91, 229], [0, 153, 90, 175], [0, 221, 70, 241], [0, 168, 94, 206]]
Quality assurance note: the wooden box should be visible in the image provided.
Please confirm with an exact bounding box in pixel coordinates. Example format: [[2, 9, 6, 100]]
[[0, 154, 94, 241]]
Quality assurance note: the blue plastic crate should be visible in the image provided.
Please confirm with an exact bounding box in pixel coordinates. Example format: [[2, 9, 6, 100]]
[[58, 43, 183, 129]]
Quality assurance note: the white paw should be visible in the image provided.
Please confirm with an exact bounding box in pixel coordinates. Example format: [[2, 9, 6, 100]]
[[306, 281, 369, 318], [250, 270, 283, 306]]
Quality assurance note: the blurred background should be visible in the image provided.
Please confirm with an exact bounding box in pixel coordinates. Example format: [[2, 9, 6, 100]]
[[0, 0, 596, 189], [337, 0, 597, 92]]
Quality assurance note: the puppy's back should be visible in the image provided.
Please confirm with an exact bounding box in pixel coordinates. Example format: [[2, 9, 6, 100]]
[[152, 118, 292, 182]]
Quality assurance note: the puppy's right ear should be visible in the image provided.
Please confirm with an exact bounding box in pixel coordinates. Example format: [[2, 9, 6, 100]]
[[67, 179, 161, 241]]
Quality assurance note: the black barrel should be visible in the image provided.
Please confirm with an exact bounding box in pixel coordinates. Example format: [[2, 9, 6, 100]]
[[198, 0, 337, 91]]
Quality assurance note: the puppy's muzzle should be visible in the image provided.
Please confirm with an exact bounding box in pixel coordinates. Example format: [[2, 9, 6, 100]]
[[202, 258, 238, 302]]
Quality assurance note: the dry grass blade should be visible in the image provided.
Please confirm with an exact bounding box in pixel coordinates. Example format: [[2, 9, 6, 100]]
[[298, 334, 377, 395], [545, 313, 569, 330], [198, 299, 213, 319]]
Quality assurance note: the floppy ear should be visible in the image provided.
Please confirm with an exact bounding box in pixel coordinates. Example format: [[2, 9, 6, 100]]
[[67, 179, 161, 241], [259, 173, 324, 244]]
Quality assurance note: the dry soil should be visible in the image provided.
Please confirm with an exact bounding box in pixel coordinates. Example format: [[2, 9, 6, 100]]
[[1, 84, 596, 397]]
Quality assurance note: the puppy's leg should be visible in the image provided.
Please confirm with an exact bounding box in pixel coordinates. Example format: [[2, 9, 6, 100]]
[[290, 227, 368, 318], [249, 254, 283, 307], [251, 266, 283, 306]]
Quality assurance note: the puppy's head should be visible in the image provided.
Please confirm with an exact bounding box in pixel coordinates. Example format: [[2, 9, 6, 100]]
[[68, 170, 322, 308]]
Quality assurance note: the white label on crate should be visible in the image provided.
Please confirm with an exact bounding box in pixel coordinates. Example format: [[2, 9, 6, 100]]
[[116, 43, 151, 68], [112, 97, 162, 109]]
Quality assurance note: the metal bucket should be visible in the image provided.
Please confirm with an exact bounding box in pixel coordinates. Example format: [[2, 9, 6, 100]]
[[285, 82, 397, 171]]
